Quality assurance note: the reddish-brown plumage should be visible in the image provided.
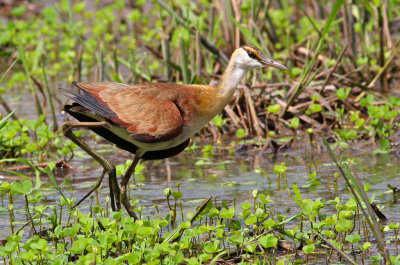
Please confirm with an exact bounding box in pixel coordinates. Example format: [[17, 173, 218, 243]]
[[68, 81, 219, 145]]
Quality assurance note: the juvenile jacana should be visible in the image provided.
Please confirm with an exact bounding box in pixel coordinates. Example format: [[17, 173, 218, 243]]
[[61, 45, 287, 219]]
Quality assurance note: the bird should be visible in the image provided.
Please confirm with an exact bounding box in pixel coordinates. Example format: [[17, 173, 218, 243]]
[[61, 45, 287, 219]]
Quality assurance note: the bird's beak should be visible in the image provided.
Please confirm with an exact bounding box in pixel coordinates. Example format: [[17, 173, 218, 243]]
[[261, 58, 288, 70]]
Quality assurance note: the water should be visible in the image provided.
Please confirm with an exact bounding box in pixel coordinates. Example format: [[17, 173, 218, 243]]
[[1, 134, 399, 261]]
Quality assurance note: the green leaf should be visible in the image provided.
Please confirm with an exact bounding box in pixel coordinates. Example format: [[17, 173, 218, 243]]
[[236, 128, 246, 138], [380, 138, 390, 150], [360, 241, 371, 251], [355, 118, 365, 128], [335, 87, 351, 100], [30, 238, 47, 251], [322, 230, 335, 238], [229, 16, 262, 50], [0, 109, 17, 130], [11, 180, 32, 195], [268, 104, 281, 114], [211, 115, 226, 127], [360, 94, 374, 106], [241, 202, 251, 210], [345, 129, 356, 140], [187, 257, 200, 265], [4, 241, 18, 254], [172, 191, 182, 199], [292, 183, 302, 206], [19, 250, 34, 261], [204, 242, 218, 253], [199, 253, 212, 263], [245, 215, 257, 225], [180, 221, 191, 229], [24, 142, 38, 152], [345, 233, 361, 244], [289, 117, 300, 128], [302, 243, 315, 254], [136, 227, 153, 238], [73, 2, 86, 13], [11, 5, 26, 16], [273, 163, 287, 175], [361, 0, 374, 14], [219, 208, 235, 219], [290, 67, 302, 77], [208, 208, 219, 218], [308, 103, 322, 113], [70, 238, 88, 254], [258, 234, 278, 248]]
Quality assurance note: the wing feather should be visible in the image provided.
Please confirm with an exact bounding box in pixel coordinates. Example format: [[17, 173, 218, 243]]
[[66, 81, 190, 143]]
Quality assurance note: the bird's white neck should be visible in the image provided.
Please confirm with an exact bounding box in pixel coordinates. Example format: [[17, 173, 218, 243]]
[[216, 62, 247, 101]]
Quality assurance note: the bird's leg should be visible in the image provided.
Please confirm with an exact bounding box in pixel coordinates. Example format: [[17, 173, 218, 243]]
[[120, 156, 140, 220], [62, 121, 121, 211], [72, 169, 106, 208]]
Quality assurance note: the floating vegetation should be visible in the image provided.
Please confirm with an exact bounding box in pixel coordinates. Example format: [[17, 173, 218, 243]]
[[0, 160, 399, 264]]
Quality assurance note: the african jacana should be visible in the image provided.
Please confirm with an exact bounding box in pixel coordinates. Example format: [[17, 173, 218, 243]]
[[61, 45, 287, 219]]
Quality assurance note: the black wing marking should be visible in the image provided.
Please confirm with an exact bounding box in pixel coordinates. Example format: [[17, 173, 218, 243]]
[[59, 83, 117, 119]]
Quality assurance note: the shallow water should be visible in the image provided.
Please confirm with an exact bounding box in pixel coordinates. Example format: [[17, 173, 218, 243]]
[[1, 133, 399, 263]]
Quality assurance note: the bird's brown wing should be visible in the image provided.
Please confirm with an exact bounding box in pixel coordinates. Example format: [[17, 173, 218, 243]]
[[71, 81, 187, 143]]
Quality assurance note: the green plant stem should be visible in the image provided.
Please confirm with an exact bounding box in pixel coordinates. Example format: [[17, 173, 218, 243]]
[[368, 39, 400, 89], [24, 195, 37, 234], [0, 59, 19, 120], [180, 38, 190, 83], [164, 196, 212, 243], [41, 63, 58, 131], [322, 138, 391, 264], [161, 37, 171, 81], [17, 35, 43, 117], [157, 0, 229, 65]]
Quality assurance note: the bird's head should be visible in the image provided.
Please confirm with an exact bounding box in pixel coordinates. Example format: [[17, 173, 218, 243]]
[[232, 45, 288, 71]]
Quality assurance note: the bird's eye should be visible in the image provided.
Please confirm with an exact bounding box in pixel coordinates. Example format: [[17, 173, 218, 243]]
[[247, 51, 257, 59]]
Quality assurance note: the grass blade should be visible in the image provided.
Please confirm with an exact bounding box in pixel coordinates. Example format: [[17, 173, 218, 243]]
[[281, 0, 344, 117], [118, 56, 151, 81], [41, 162, 69, 206], [229, 15, 262, 50], [0, 109, 17, 130], [0, 58, 18, 83], [0, 59, 19, 120], [42, 61, 58, 131], [17, 34, 43, 116], [0, 158, 41, 189], [180, 38, 190, 84]]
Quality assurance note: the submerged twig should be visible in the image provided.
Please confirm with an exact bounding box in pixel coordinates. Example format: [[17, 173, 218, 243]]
[[2, 160, 74, 171], [316, 232, 357, 265]]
